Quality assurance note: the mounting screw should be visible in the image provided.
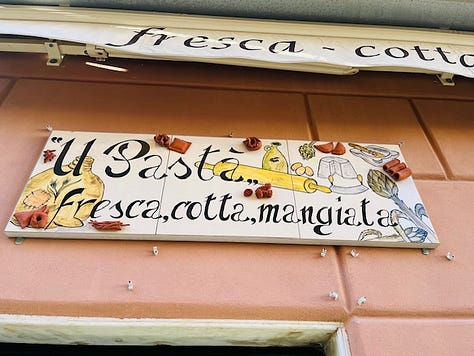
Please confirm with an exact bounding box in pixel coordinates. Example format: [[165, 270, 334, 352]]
[[153, 246, 158, 256], [14, 237, 24, 245], [350, 249, 359, 257], [320, 248, 327, 257], [357, 296, 367, 306], [446, 252, 455, 261], [329, 291, 338, 300], [421, 248, 430, 256], [127, 280, 134, 291]]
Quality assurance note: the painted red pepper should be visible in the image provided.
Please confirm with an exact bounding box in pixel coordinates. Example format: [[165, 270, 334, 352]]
[[243, 137, 262, 151], [29, 211, 48, 228], [43, 149, 56, 163], [243, 188, 253, 197], [154, 133, 171, 147], [89, 220, 130, 231], [383, 159, 401, 172], [255, 183, 273, 199], [392, 167, 412, 181], [14, 206, 49, 229]]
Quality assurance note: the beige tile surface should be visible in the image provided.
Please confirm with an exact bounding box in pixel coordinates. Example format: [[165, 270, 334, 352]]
[[2, 54, 474, 101], [0, 79, 346, 320], [347, 317, 474, 356], [0, 239, 348, 320], [308, 95, 446, 179], [339, 180, 474, 317], [0, 79, 311, 140], [413, 99, 474, 180], [0, 79, 12, 102], [1, 54, 473, 351]]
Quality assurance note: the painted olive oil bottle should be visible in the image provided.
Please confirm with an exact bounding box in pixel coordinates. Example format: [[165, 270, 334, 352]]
[[12, 156, 104, 229]]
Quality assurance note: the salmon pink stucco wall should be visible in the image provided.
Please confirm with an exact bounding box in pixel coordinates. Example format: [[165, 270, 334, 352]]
[[0, 53, 473, 355]]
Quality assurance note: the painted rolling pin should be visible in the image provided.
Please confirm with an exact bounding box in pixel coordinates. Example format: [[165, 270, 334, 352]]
[[196, 161, 331, 194]]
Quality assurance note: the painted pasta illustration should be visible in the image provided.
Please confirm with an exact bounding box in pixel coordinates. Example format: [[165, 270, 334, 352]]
[[11, 156, 104, 229]]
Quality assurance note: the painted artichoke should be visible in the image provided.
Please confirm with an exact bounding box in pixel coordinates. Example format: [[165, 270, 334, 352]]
[[367, 169, 398, 198], [298, 141, 316, 160]]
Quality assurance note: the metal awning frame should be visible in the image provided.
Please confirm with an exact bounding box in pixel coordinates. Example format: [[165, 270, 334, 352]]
[[0, 5, 473, 83]]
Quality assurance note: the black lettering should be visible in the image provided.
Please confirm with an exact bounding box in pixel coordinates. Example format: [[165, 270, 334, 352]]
[[184, 36, 209, 48], [171, 201, 188, 220], [142, 200, 161, 219], [282, 204, 300, 223], [125, 200, 146, 219], [110, 201, 124, 219], [258, 204, 281, 223], [54, 139, 95, 176], [435, 47, 457, 64], [46, 188, 84, 228], [103, 139, 150, 178], [218, 193, 232, 221], [336, 206, 343, 225], [218, 158, 239, 182], [269, 40, 303, 54], [197, 145, 220, 181], [168, 157, 192, 179], [385, 46, 409, 59], [342, 208, 361, 226], [74, 198, 98, 218], [138, 155, 167, 180], [411, 45, 434, 61], [211, 36, 235, 50], [230, 203, 249, 222], [186, 202, 202, 220], [360, 198, 374, 226], [377, 209, 393, 227], [300, 206, 315, 225], [460, 54, 474, 67], [314, 207, 331, 236], [355, 45, 379, 58], [239, 39, 263, 51], [153, 33, 176, 46], [203, 194, 218, 220], [90, 199, 111, 219], [106, 27, 165, 47]]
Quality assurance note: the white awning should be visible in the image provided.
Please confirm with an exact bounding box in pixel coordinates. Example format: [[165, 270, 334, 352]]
[[1, 5, 473, 78]]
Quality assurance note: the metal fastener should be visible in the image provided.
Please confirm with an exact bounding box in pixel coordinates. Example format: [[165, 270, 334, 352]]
[[446, 252, 455, 261]]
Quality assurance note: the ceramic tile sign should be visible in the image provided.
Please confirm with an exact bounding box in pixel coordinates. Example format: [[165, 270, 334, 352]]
[[5, 130, 440, 248]]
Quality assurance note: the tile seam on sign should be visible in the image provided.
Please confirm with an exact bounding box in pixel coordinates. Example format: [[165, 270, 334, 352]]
[[408, 99, 452, 180], [334, 247, 352, 316], [348, 307, 474, 319], [0, 79, 16, 107], [303, 94, 320, 141], [350, 315, 474, 322], [16, 76, 306, 96]]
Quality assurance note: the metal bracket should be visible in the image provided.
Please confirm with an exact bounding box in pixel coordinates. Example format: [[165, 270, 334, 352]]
[[84, 44, 108, 61], [436, 72, 455, 86], [45, 41, 64, 66]]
